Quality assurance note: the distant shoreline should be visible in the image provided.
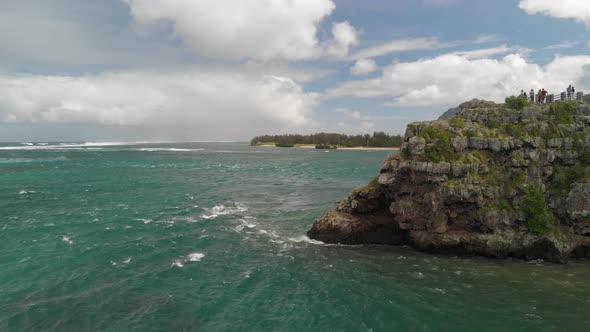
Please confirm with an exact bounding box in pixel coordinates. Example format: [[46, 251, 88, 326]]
[[255, 143, 399, 151]]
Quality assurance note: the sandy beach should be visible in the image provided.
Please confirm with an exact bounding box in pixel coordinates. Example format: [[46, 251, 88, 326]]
[[257, 144, 399, 151]]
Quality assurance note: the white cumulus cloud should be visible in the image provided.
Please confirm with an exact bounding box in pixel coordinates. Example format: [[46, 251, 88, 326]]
[[519, 0, 590, 26], [450, 45, 511, 60], [327, 53, 590, 107], [325, 21, 359, 58], [350, 59, 378, 75], [350, 38, 440, 60], [0, 68, 318, 140], [125, 0, 357, 61]]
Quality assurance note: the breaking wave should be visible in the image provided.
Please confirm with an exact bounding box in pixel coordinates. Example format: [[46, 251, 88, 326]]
[[0, 142, 135, 150]]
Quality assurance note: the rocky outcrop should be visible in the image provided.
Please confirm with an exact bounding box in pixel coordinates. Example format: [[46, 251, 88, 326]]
[[308, 99, 590, 263], [438, 106, 460, 120]]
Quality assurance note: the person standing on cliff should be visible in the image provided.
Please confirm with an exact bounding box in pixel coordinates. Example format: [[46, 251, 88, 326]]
[[530, 89, 535, 103], [567, 85, 572, 100], [572, 86, 576, 100], [541, 88, 547, 104]]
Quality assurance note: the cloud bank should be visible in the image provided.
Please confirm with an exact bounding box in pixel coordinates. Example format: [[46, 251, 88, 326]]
[[328, 53, 590, 107], [0, 69, 318, 140], [125, 0, 357, 61], [519, 0, 590, 26]]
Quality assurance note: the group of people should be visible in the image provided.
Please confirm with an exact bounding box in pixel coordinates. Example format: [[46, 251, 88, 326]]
[[567, 85, 576, 100], [521, 88, 548, 104], [520, 85, 577, 104]]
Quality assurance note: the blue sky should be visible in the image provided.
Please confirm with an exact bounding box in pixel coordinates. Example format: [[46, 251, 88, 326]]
[[0, 0, 589, 141]]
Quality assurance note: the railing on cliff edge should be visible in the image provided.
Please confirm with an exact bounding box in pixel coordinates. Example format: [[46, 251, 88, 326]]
[[534, 91, 584, 104]]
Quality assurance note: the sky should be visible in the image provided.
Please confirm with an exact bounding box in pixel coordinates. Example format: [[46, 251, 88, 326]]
[[0, 0, 590, 142]]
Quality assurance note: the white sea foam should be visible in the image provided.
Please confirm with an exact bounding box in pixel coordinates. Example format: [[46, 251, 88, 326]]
[[187, 252, 205, 262], [123, 257, 132, 264], [201, 203, 248, 220], [234, 219, 257, 232], [138, 148, 204, 152], [286, 235, 326, 245], [172, 252, 205, 268], [19, 190, 37, 195], [0, 142, 134, 150], [62, 236, 74, 244]]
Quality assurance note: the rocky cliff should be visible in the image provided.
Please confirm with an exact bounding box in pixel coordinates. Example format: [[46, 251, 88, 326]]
[[308, 99, 590, 263]]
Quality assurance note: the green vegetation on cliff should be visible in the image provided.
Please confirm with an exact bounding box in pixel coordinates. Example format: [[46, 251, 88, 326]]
[[549, 101, 577, 125], [250, 132, 403, 147], [418, 126, 458, 162], [505, 95, 528, 110], [522, 185, 555, 235]]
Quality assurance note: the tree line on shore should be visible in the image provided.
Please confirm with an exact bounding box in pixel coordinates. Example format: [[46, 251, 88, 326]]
[[250, 132, 403, 148]]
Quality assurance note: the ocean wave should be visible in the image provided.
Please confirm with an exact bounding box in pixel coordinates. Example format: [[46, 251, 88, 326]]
[[201, 203, 248, 220], [0, 142, 134, 150], [172, 252, 205, 268], [19, 190, 37, 195], [172, 260, 184, 268], [138, 148, 205, 152], [0, 157, 68, 164], [234, 219, 257, 232], [249, 227, 333, 247], [187, 252, 205, 262], [286, 235, 327, 245]]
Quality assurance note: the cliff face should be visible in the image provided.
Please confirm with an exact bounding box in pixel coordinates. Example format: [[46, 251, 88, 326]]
[[308, 99, 590, 263]]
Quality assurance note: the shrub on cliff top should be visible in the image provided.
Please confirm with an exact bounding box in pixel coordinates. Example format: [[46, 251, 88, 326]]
[[505, 95, 528, 110], [420, 126, 451, 143], [449, 117, 466, 129], [419, 127, 457, 162], [522, 185, 554, 235]]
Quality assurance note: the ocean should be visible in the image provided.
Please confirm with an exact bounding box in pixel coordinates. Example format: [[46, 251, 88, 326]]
[[1, 142, 589, 331]]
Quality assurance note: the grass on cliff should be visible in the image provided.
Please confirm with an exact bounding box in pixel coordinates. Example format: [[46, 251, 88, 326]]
[[449, 117, 466, 129], [419, 126, 458, 162], [522, 185, 555, 235], [480, 200, 514, 215], [354, 175, 381, 194], [505, 95, 528, 110], [504, 123, 527, 139], [548, 101, 577, 125], [549, 165, 590, 197]]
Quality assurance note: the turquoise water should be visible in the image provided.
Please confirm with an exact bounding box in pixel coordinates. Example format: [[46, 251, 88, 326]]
[[1, 142, 589, 331]]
